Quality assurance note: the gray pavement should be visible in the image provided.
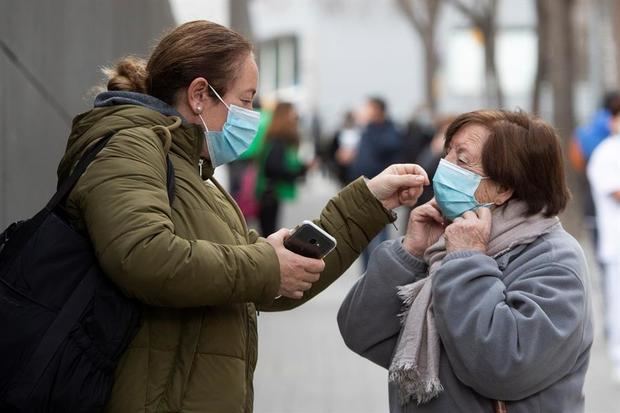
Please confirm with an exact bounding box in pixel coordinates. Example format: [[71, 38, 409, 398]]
[[253, 171, 620, 413]]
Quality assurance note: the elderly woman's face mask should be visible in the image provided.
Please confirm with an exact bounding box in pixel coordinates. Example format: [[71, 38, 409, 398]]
[[432, 158, 493, 220]]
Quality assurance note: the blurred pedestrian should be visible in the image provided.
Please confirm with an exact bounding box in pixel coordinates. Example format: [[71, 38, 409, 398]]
[[233, 97, 272, 223], [339, 110, 592, 412], [329, 110, 361, 186], [52, 20, 429, 412], [349, 96, 403, 269], [413, 115, 456, 207], [587, 112, 620, 382], [572, 91, 620, 167], [256, 102, 310, 236], [401, 106, 436, 164], [570, 91, 620, 263]]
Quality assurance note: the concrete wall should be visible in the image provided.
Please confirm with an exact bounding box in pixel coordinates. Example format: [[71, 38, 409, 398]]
[[0, 0, 175, 228]]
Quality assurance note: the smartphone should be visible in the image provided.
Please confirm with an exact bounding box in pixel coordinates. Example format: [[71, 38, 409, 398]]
[[283, 220, 337, 259]]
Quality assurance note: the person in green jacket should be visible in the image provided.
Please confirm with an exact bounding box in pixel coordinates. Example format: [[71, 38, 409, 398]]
[[57, 20, 429, 413], [256, 101, 310, 236]]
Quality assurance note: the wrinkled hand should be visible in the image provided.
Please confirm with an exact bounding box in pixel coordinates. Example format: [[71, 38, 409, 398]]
[[266, 229, 325, 299], [403, 199, 446, 258], [444, 208, 492, 254], [366, 164, 429, 210]]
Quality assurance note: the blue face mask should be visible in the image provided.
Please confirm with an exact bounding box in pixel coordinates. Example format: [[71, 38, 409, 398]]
[[432, 158, 493, 221], [198, 85, 260, 167]]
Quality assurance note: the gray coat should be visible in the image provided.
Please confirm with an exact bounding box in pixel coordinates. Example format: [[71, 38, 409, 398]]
[[338, 226, 593, 413]]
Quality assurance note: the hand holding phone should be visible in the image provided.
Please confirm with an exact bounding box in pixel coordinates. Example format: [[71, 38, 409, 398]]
[[283, 220, 337, 259]]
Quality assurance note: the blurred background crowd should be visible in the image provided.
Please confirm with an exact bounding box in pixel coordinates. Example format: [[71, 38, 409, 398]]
[[2, 0, 620, 411]]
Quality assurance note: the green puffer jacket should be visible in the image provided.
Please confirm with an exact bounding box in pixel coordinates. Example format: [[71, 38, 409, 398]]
[[57, 101, 393, 413]]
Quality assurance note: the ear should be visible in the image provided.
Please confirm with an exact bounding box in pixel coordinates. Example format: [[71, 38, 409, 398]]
[[186, 77, 209, 114], [494, 184, 514, 206]]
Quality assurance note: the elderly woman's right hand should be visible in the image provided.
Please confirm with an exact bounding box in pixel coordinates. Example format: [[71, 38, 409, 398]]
[[403, 199, 446, 258], [266, 229, 325, 299]]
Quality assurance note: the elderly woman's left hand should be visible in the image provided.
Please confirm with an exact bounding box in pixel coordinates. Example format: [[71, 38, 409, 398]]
[[445, 207, 492, 253]]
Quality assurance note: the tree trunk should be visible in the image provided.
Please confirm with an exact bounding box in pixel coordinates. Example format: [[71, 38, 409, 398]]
[[395, 0, 441, 117], [229, 0, 253, 41], [546, 0, 581, 236], [612, 0, 620, 86], [423, 33, 438, 114], [532, 0, 548, 115], [483, 25, 503, 108]]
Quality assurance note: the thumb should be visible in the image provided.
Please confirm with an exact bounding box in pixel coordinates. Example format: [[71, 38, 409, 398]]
[[387, 174, 426, 189], [269, 228, 291, 243]]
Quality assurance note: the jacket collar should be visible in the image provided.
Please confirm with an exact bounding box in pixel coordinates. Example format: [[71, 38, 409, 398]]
[[93, 91, 215, 178]]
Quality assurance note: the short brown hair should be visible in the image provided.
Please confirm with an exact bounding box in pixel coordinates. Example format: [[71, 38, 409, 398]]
[[104, 21, 252, 105], [444, 110, 570, 217]]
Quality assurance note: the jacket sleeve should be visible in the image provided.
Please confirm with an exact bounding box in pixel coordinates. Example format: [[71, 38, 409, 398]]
[[258, 177, 394, 311], [431, 248, 588, 401], [73, 128, 281, 308], [337, 239, 427, 368]]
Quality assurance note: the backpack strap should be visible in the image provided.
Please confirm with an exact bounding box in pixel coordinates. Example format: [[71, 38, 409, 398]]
[[49, 132, 176, 211]]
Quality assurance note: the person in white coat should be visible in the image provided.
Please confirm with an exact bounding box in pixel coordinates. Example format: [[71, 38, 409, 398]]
[[587, 115, 620, 381]]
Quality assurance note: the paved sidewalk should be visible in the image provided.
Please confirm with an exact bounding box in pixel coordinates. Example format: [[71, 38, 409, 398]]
[[253, 172, 620, 413]]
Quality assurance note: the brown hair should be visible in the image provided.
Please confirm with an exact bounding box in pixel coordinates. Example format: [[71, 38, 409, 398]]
[[104, 20, 252, 105], [444, 110, 570, 217], [265, 102, 300, 146]]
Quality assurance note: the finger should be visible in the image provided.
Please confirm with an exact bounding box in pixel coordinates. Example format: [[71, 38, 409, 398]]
[[290, 290, 304, 299], [304, 271, 321, 283], [392, 164, 430, 184], [399, 189, 420, 207], [423, 205, 445, 224], [300, 257, 326, 274], [388, 174, 426, 189], [297, 281, 313, 291], [270, 227, 292, 242], [414, 204, 444, 224], [462, 210, 477, 220], [428, 199, 444, 215]]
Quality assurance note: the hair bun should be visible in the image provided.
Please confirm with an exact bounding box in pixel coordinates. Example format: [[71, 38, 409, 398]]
[[103, 56, 147, 93]]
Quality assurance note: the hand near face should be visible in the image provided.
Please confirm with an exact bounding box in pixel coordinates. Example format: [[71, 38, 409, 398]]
[[403, 199, 446, 258], [445, 207, 492, 254], [366, 164, 429, 210]]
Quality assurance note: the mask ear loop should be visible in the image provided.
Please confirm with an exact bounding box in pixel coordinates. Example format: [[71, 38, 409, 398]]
[[476, 176, 497, 208], [208, 84, 230, 110], [197, 112, 213, 167], [198, 113, 209, 132]]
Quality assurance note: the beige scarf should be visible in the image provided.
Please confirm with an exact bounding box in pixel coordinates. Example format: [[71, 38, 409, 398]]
[[388, 201, 560, 405]]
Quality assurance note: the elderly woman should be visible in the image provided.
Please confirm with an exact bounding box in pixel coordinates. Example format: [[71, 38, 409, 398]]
[[338, 110, 593, 413]]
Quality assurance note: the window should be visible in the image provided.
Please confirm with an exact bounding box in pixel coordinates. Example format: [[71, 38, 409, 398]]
[[258, 35, 299, 94]]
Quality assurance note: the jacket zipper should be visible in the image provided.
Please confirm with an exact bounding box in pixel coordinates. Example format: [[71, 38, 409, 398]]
[[198, 159, 203, 177]]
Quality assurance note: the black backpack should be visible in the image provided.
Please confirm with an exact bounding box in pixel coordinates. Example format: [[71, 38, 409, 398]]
[[0, 133, 175, 412]]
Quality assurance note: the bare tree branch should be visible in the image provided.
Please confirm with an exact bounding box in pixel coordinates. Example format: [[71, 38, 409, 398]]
[[396, 0, 424, 33], [395, 0, 443, 114]]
